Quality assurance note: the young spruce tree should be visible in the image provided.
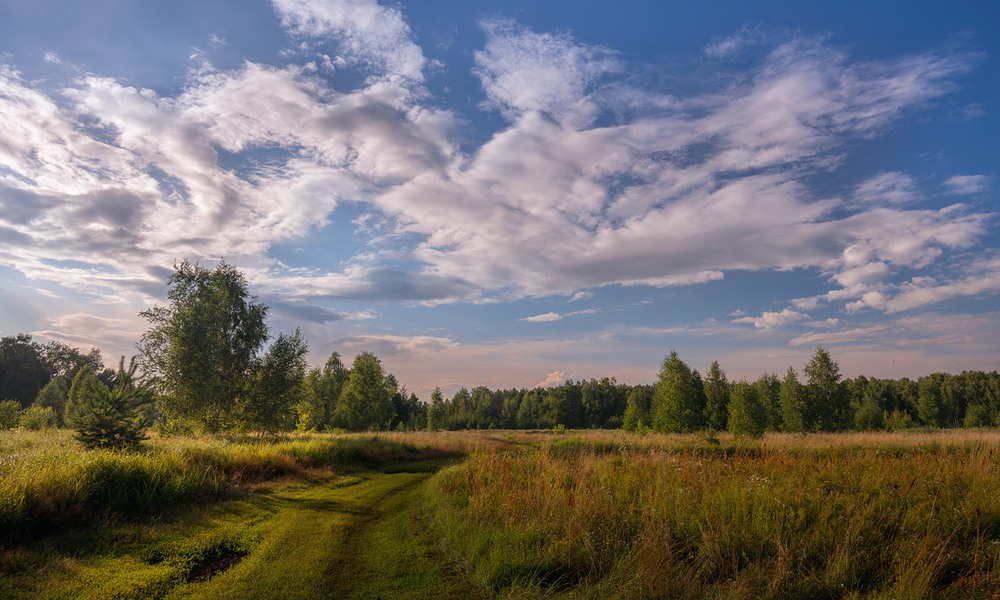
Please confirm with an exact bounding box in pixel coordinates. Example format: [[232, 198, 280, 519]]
[[73, 357, 154, 451]]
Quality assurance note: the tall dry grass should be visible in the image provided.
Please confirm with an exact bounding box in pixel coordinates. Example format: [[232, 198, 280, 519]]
[[430, 430, 1000, 599]]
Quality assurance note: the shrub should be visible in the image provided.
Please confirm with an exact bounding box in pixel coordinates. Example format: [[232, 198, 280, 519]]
[[19, 406, 54, 430], [0, 399, 20, 430]]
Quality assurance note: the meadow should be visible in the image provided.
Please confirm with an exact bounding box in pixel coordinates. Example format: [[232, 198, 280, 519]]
[[2, 429, 1000, 598]]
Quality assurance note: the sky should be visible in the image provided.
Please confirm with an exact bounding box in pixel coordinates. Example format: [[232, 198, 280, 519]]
[[0, 0, 997, 398]]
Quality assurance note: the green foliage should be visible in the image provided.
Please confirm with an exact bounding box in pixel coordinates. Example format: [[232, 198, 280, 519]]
[[754, 372, 781, 430], [334, 351, 395, 431], [0, 334, 50, 408], [702, 361, 730, 430], [138, 260, 269, 433], [66, 364, 103, 428], [727, 381, 766, 438], [296, 369, 326, 432], [780, 367, 807, 432], [19, 405, 54, 430], [0, 399, 22, 430], [917, 374, 948, 427], [651, 350, 704, 433], [73, 357, 153, 451], [804, 346, 850, 431], [33, 376, 68, 427], [885, 409, 918, 431], [240, 329, 308, 434], [622, 386, 652, 433], [963, 403, 992, 428], [426, 387, 445, 431]]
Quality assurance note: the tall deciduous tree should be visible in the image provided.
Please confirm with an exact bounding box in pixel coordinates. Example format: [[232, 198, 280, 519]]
[[804, 346, 849, 431], [138, 261, 269, 432], [426, 387, 445, 431], [703, 361, 730, 430], [334, 351, 395, 431], [33, 377, 69, 427], [728, 380, 767, 438], [622, 385, 653, 433], [754, 372, 782, 431], [0, 334, 50, 408], [652, 351, 704, 433], [780, 367, 807, 432], [240, 329, 308, 434]]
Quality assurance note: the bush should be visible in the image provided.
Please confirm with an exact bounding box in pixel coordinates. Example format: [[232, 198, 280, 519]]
[[19, 406, 54, 430], [0, 399, 21, 430]]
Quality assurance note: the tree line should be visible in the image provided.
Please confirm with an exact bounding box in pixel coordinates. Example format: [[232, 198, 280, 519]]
[[1, 262, 998, 447]]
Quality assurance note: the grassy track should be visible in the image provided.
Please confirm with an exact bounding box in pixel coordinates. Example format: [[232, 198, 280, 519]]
[[0, 464, 478, 599]]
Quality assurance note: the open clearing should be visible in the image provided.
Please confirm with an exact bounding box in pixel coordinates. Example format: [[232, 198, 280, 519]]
[[3, 429, 1000, 599]]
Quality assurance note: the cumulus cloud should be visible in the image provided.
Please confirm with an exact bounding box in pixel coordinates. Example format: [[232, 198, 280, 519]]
[[536, 370, 572, 388], [0, 13, 993, 360], [733, 309, 810, 329], [474, 18, 620, 122]]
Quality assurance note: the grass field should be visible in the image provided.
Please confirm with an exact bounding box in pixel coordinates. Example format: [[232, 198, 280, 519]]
[[2, 429, 1000, 598]]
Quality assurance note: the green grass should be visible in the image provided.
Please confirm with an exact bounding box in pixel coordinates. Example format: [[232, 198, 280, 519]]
[[0, 429, 454, 541], [6, 428, 1000, 599], [0, 465, 474, 599]]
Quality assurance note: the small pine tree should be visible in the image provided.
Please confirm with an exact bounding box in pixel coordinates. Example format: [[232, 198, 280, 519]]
[[73, 357, 154, 451]]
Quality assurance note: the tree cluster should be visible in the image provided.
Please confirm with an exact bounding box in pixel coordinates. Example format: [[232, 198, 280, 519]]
[[4, 261, 999, 440]]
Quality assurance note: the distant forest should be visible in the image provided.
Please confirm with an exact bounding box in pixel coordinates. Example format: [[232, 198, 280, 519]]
[[1, 261, 998, 437], [2, 330, 998, 436]]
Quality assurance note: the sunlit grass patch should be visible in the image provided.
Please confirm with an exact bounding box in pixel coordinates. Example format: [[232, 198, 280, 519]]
[[429, 429, 1000, 599], [0, 429, 447, 540]]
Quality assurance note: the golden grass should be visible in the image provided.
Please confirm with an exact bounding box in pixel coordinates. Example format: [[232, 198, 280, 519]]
[[428, 428, 1000, 599]]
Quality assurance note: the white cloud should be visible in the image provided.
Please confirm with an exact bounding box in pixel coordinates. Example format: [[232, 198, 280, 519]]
[[789, 325, 890, 347], [733, 309, 810, 329], [944, 174, 990, 195], [0, 21, 992, 359], [335, 333, 459, 358], [474, 18, 620, 122], [704, 24, 770, 59], [270, 0, 426, 82], [521, 308, 598, 323], [521, 312, 563, 323], [536, 370, 572, 388], [853, 172, 920, 206], [521, 312, 562, 323]]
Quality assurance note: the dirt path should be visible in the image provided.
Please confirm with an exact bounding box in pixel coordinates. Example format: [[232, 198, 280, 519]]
[[178, 468, 482, 599]]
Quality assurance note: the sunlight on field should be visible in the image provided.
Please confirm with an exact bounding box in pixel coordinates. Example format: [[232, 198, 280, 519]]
[[3, 428, 1000, 599]]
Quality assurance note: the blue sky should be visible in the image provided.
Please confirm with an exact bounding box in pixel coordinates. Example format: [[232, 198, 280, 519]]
[[0, 0, 997, 397]]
